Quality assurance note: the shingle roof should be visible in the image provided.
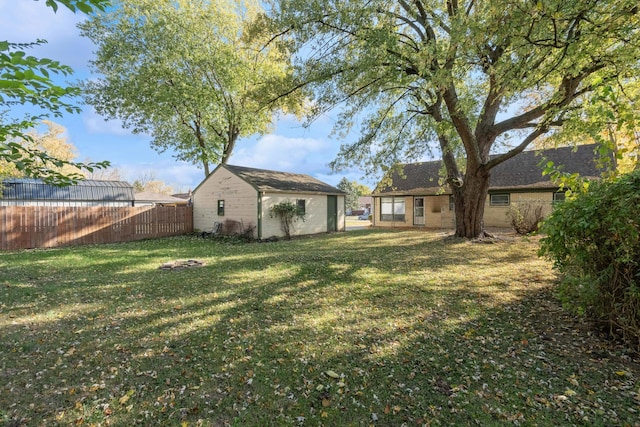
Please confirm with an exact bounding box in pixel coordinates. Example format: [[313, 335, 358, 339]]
[[134, 191, 188, 204], [223, 164, 345, 195], [375, 144, 603, 195], [1, 178, 135, 201]]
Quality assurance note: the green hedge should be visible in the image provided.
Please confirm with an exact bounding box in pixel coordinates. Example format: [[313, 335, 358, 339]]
[[539, 169, 640, 349]]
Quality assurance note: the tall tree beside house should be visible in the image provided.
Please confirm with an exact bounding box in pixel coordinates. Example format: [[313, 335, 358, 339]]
[[337, 177, 358, 210], [337, 177, 371, 210], [80, 0, 303, 177], [266, 0, 640, 238], [0, 0, 110, 185]]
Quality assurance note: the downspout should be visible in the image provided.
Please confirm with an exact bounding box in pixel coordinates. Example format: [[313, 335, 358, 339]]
[[257, 191, 263, 240]]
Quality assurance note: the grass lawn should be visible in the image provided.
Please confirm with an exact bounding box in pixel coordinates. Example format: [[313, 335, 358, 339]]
[[1, 229, 638, 426]]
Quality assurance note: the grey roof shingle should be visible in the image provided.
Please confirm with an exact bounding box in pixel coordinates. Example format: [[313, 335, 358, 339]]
[[223, 164, 345, 195], [1, 178, 135, 201], [375, 144, 603, 195]]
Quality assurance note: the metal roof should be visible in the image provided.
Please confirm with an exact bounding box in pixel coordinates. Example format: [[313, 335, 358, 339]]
[[0, 178, 135, 201]]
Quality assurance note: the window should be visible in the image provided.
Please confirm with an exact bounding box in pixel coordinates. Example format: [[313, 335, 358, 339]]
[[217, 199, 225, 216], [552, 192, 565, 203], [490, 193, 510, 206], [449, 195, 455, 211], [380, 197, 405, 221], [296, 199, 306, 216]]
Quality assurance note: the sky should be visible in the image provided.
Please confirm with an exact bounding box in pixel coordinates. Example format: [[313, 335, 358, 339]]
[[0, 1, 370, 192]]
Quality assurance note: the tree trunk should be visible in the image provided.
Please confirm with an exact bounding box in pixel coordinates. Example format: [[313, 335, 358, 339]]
[[453, 166, 491, 238]]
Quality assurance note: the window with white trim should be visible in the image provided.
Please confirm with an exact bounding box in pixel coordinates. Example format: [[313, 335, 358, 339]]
[[552, 192, 565, 203], [380, 197, 405, 221], [489, 193, 510, 206]]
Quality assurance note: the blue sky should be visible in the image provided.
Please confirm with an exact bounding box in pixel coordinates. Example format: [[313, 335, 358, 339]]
[[0, 1, 370, 192]]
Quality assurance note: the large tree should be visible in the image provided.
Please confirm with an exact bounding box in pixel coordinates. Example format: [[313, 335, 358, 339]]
[[80, 0, 302, 177], [268, 0, 640, 238], [0, 121, 82, 178], [0, 0, 109, 185]]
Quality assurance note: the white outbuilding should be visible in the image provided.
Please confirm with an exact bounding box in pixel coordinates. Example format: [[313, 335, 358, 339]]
[[192, 164, 346, 239]]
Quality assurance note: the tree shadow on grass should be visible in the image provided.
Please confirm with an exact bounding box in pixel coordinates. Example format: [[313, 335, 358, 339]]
[[1, 230, 638, 426]]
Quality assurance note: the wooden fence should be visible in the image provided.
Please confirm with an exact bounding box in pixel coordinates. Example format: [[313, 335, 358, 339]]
[[0, 205, 193, 251]]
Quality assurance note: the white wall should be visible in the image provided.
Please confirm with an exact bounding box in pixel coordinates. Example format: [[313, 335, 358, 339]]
[[192, 167, 258, 234], [261, 194, 345, 238]]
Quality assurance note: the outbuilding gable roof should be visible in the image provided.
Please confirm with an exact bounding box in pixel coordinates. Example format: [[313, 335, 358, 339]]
[[1, 178, 135, 201], [222, 164, 345, 195], [375, 144, 603, 195]]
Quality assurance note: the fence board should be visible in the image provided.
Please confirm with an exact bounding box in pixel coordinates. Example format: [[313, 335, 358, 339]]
[[0, 206, 193, 251]]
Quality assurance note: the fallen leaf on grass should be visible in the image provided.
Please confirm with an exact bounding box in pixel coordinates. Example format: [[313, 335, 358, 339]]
[[119, 389, 135, 405], [326, 370, 340, 379]]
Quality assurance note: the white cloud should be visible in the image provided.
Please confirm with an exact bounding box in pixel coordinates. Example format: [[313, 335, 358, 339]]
[[0, 2, 94, 69], [230, 134, 335, 175], [117, 160, 203, 193], [82, 107, 139, 137]]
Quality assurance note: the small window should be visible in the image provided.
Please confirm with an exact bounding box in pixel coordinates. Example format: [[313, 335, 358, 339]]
[[490, 193, 510, 206], [217, 200, 225, 216], [296, 199, 306, 216], [449, 195, 455, 211], [553, 192, 565, 203]]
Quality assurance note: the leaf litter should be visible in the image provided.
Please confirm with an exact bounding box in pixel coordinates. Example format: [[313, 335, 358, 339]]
[[0, 231, 638, 426]]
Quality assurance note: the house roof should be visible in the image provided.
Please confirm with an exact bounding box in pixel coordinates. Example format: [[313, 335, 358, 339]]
[[134, 191, 188, 204], [0, 178, 135, 201], [221, 164, 346, 195], [374, 144, 603, 195]]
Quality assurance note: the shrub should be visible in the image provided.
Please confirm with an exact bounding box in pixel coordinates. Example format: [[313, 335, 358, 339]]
[[269, 201, 305, 239], [539, 170, 640, 350], [507, 200, 545, 235]]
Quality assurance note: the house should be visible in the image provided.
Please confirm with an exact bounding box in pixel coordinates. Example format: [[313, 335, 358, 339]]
[[371, 144, 603, 229], [134, 191, 189, 207], [0, 178, 135, 207], [192, 164, 346, 239]]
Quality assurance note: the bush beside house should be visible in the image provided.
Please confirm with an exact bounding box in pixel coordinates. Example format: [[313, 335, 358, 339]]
[[540, 169, 640, 350]]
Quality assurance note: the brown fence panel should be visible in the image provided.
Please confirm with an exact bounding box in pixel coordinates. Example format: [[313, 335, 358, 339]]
[[0, 206, 193, 251]]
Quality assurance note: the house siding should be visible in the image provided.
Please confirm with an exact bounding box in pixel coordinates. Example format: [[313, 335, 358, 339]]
[[261, 194, 345, 238], [483, 191, 554, 228], [192, 167, 258, 234]]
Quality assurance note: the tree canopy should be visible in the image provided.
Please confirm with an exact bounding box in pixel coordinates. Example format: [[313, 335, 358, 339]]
[[337, 177, 371, 210], [0, 121, 82, 179], [268, 0, 640, 237], [80, 0, 303, 177], [0, 0, 109, 185]]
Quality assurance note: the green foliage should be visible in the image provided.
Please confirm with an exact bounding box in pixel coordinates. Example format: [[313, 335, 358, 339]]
[[269, 0, 640, 237], [80, 0, 302, 176], [539, 170, 640, 349], [337, 177, 371, 210], [337, 177, 357, 210], [1, 1, 110, 185], [43, 0, 109, 13], [268, 200, 305, 239]]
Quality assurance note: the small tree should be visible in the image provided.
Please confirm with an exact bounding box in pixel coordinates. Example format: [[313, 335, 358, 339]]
[[269, 201, 305, 240]]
